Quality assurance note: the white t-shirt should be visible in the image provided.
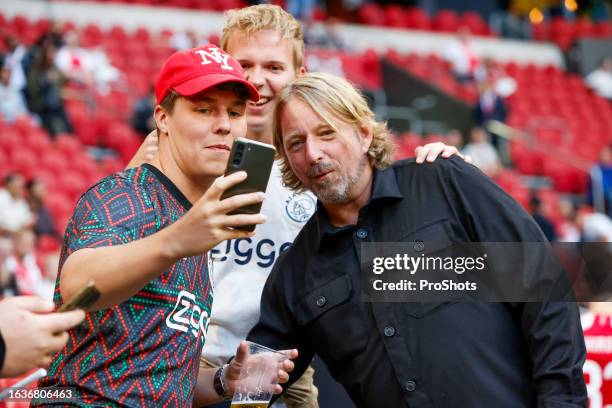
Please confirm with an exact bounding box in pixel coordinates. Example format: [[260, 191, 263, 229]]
[[0, 189, 33, 232], [203, 161, 317, 365]]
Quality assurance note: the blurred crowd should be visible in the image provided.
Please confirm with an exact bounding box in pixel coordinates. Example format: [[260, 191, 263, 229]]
[[0, 26, 123, 138], [0, 172, 58, 301]]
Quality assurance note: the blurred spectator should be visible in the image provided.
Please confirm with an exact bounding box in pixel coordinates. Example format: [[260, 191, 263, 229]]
[[0, 173, 34, 235], [590, 144, 612, 217], [529, 194, 557, 242], [585, 57, 612, 100], [579, 211, 612, 242], [131, 87, 156, 136], [26, 179, 57, 238], [461, 127, 502, 177], [445, 26, 480, 83], [170, 30, 203, 51], [446, 128, 464, 149], [2, 35, 27, 95], [0, 66, 28, 122], [287, 0, 317, 21], [304, 18, 347, 50], [474, 77, 507, 128], [0, 238, 17, 297], [55, 31, 120, 94], [557, 199, 581, 242], [4, 228, 52, 299], [475, 58, 517, 98], [54, 31, 95, 87], [25, 37, 72, 136]]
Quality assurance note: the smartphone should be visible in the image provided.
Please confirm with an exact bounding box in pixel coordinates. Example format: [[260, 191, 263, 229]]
[[57, 280, 101, 312], [220, 138, 275, 232]]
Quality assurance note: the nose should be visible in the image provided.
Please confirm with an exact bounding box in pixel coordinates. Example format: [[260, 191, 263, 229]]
[[246, 65, 264, 89], [213, 111, 231, 136], [304, 137, 324, 164]]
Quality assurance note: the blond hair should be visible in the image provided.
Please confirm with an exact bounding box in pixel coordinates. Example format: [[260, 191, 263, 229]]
[[220, 4, 304, 70], [273, 72, 396, 191]]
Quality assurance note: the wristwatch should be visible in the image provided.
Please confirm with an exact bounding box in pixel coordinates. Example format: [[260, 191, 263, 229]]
[[213, 364, 230, 400]]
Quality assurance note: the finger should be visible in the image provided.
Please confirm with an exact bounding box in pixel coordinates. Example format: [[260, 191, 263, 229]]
[[10, 296, 55, 313], [223, 214, 267, 229], [464, 154, 473, 164], [281, 359, 295, 373], [38, 355, 52, 368], [43, 309, 86, 333], [414, 146, 426, 163], [278, 369, 289, 384], [426, 144, 445, 162], [205, 172, 248, 200], [221, 228, 258, 243], [441, 146, 458, 157], [279, 349, 299, 360], [46, 332, 70, 353], [218, 192, 266, 214], [273, 384, 284, 395]]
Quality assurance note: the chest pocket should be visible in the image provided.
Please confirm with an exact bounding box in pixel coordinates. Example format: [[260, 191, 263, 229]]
[[293, 274, 368, 362], [397, 219, 458, 318]]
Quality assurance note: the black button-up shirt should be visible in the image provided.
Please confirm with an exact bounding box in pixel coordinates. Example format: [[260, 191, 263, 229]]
[[248, 157, 587, 408]]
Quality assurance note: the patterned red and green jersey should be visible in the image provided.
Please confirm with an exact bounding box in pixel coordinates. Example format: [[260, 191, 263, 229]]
[[32, 164, 213, 407]]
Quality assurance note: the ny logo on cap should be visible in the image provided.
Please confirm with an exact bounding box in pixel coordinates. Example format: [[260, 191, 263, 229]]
[[194, 47, 234, 71]]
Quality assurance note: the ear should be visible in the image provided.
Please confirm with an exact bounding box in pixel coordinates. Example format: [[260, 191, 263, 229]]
[[358, 123, 373, 154], [297, 66, 306, 76], [154, 105, 169, 135]]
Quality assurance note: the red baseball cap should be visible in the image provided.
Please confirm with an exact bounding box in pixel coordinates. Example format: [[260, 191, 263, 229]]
[[154, 44, 259, 104]]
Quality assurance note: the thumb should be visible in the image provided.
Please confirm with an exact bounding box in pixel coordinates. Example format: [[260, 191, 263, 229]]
[[10, 296, 55, 313], [233, 341, 250, 365]]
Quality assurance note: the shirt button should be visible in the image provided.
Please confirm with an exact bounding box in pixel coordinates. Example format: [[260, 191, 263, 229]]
[[356, 228, 368, 239], [384, 326, 395, 337], [413, 241, 425, 252], [404, 380, 417, 392], [316, 296, 327, 307]]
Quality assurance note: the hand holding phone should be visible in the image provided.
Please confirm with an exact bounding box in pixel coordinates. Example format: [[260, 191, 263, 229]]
[[220, 138, 275, 232]]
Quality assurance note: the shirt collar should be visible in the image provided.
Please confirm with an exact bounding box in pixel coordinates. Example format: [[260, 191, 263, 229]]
[[314, 165, 404, 252]]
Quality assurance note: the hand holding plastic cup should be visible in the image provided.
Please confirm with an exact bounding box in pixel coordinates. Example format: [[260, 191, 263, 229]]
[[230, 341, 289, 408]]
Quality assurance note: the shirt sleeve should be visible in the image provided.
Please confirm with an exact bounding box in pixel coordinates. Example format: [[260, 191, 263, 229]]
[[441, 157, 587, 407], [247, 250, 315, 396]]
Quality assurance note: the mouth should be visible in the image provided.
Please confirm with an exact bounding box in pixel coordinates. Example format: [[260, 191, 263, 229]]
[[313, 170, 333, 180], [206, 144, 231, 151], [248, 96, 271, 108]]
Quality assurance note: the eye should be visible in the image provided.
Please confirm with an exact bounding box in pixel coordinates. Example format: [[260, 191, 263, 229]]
[[197, 108, 211, 114], [319, 128, 335, 137], [240, 62, 251, 70], [286, 139, 303, 152], [229, 110, 244, 118], [269, 65, 283, 72]]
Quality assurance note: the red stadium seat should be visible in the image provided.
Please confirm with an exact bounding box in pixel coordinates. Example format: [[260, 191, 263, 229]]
[[432, 9, 460, 33], [384, 5, 408, 29], [405, 7, 430, 30], [359, 3, 386, 26]]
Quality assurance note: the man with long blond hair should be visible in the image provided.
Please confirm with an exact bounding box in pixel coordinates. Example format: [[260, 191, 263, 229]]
[[247, 72, 586, 407]]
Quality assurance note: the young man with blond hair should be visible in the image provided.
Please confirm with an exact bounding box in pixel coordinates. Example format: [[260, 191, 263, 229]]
[[247, 71, 586, 407]]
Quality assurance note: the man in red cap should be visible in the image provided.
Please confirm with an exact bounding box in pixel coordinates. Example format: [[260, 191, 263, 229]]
[[32, 45, 296, 407]]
